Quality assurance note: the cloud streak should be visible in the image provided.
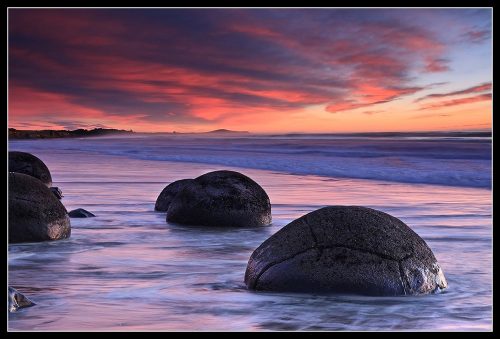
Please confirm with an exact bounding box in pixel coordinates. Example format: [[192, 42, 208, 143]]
[[419, 93, 491, 110], [415, 82, 492, 102]]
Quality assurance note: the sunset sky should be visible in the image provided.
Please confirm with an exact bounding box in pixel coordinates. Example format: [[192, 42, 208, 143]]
[[8, 8, 492, 133]]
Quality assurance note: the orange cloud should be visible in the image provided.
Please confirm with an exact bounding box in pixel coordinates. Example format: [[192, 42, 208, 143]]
[[326, 84, 421, 113], [419, 93, 492, 110]]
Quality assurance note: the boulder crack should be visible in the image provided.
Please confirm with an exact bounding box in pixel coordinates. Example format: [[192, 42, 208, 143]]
[[397, 254, 414, 295], [12, 196, 41, 204], [252, 246, 315, 289], [303, 218, 322, 260], [252, 244, 414, 291]]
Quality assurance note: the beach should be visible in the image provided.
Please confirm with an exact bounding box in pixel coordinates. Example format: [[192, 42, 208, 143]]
[[8, 134, 492, 331]]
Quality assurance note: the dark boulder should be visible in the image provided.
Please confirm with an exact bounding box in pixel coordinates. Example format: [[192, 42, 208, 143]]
[[9, 172, 71, 243], [50, 187, 63, 199], [167, 170, 271, 227], [8, 287, 35, 312], [68, 208, 95, 218], [155, 179, 194, 212], [9, 151, 53, 187], [245, 206, 447, 296]]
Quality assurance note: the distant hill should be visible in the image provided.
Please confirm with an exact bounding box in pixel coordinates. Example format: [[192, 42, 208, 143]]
[[205, 129, 249, 134], [8, 128, 134, 139]]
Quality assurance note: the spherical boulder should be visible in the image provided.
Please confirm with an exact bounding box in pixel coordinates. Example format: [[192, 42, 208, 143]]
[[155, 179, 194, 212], [167, 170, 271, 227], [9, 151, 53, 187], [245, 206, 447, 296], [9, 172, 71, 243]]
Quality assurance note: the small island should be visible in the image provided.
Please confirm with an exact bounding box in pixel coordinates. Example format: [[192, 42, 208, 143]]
[[9, 128, 134, 139], [205, 129, 249, 134]]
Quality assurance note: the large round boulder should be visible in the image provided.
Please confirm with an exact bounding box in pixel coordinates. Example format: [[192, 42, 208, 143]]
[[9, 151, 53, 187], [245, 206, 447, 296], [167, 170, 271, 227], [9, 172, 71, 243], [155, 179, 194, 212]]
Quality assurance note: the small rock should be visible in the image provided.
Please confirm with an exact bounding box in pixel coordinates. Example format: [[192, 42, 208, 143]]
[[9, 151, 53, 187], [50, 187, 63, 199], [8, 287, 35, 312], [68, 208, 96, 218]]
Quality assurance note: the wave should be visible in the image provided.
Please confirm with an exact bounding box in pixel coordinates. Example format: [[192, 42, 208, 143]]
[[10, 134, 492, 188]]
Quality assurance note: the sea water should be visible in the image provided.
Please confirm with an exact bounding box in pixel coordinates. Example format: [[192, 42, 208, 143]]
[[8, 134, 492, 331]]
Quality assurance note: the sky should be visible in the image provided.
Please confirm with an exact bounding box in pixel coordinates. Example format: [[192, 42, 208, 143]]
[[8, 8, 492, 133]]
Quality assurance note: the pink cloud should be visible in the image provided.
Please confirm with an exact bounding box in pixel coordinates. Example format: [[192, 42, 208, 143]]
[[419, 93, 491, 110], [415, 82, 492, 102], [8, 84, 148, 129], [463, 29, 490, 43], [9, 85, 106, 118], [424, 58, 450, 72], [326, 84, 422, 113]]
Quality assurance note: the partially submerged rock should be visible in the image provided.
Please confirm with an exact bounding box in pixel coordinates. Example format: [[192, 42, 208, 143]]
[[8, 287, 35, 312], [68, 208, 95, 218], [167, 170, 271, 227], [245, 206, 447, 296], [9, 172, 71, 243], [9, 151, 53, 187], [50, 187, 63, 199], [155, 179, 194, 212]]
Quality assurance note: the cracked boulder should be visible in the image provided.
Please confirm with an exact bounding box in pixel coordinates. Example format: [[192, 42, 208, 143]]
[[167, 170, 271, 227], [155, 179, 194, 212], [9, 151, 53, 187], [245, 206, 447, 296], [9, 172, 71, 243]]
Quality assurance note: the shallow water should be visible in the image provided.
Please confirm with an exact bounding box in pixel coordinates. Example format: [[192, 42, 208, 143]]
[[11, 133, 491, 188], [8, 137, 492, 331]]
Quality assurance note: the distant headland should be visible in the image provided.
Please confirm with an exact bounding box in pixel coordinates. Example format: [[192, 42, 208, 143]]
[[155, 129, 249, 135], [8, 128, 134, 139], [8, 128, 251, 139], [204, 129, 249, 134]]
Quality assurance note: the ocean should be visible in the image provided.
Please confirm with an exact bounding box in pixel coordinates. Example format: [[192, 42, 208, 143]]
[[8, 133, 492, 331]]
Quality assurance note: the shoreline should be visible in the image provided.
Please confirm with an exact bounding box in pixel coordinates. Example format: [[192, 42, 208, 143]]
[[8, 141, 492, 191]]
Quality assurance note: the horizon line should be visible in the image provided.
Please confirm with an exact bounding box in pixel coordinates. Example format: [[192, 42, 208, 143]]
[[8, 127, 492, 135]]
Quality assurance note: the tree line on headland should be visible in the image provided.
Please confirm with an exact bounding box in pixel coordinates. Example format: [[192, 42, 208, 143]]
[[8, 128, 134, 139]]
